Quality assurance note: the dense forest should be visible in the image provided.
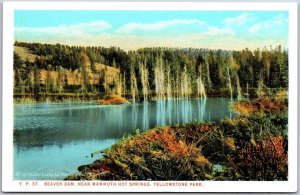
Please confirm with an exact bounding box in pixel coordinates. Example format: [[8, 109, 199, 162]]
[[13, 41, 288, 101]]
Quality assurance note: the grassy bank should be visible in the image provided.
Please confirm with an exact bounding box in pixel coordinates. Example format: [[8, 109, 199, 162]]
[[65, 97, 288, 181]]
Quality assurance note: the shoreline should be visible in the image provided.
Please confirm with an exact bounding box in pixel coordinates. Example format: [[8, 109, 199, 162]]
[[65, 97, 288, 181], [13, 87, 286, 103]]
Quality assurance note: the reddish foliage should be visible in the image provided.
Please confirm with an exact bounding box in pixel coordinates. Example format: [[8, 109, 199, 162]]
[[233, 98, 287, 115], [145, 127, 194, 157], [229, 136, 287, 180], [97, 95, 129, 105]]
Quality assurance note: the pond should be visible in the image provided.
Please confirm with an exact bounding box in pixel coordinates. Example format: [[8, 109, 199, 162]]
[[14, 97, 234, 180]]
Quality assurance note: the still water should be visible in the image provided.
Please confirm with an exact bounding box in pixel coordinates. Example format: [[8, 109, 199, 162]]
[[14, 98, 234, 180]]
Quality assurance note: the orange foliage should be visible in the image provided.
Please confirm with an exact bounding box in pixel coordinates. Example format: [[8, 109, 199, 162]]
[[194, 124, 211, 133], [233, 102, 259, 115], [97, 95, 129, 105], [258, 98, 281, 112], [145, 127, 198, 157], [76, 125, 216, 180], [233, 97, 287, 115], [264, 136, 286, 159], [133, 156, 142, 165], [224, 137, 236, 150], [195, 155, 210, 166]]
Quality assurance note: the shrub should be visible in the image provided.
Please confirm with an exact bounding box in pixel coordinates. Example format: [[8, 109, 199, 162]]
[[228, 135, 288, 180], [102, 127, 212, 180]]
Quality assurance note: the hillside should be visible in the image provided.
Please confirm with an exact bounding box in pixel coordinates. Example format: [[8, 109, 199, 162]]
[[13, 42, 288, 102], [14, 46, 37, 63], [14, 46, 120, 90]]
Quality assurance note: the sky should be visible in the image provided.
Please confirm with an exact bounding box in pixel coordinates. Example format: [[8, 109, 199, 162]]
[[14, 10, 288, 51]]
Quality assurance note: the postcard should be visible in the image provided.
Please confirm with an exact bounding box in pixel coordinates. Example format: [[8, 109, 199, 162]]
[[1, 1, 298, 192]]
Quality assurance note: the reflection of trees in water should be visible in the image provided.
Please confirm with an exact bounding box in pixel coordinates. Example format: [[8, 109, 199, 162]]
[[14, 104, 130, 148], [143, 101, 149, 130], [14, 99, 232, 148]]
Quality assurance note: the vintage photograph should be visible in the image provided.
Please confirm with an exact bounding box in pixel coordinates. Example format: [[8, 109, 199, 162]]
[[2, 1, 298, 192]]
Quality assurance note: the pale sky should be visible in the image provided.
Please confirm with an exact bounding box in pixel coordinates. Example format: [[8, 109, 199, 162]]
[[14, 10, 288, 51]]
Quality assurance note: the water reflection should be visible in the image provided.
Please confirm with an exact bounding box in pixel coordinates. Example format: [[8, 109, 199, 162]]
[[14, 98, 233, 148], [14, 98, 233, 180], [143, 101, 149, 130]]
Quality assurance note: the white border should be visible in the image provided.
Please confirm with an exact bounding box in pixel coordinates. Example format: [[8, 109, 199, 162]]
[[2, 1, 298, 192]]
